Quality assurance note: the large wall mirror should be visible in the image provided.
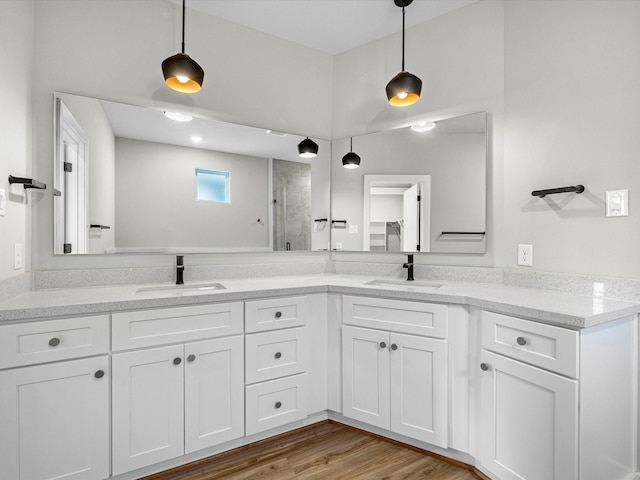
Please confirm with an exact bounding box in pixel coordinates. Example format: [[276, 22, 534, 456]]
[[53, 92, 331, 255], [331, 112, 487, 254]]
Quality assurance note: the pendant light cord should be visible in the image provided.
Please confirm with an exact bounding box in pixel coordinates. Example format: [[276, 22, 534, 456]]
[[401, 4, 405, 71], [181, 0, 186, 54]]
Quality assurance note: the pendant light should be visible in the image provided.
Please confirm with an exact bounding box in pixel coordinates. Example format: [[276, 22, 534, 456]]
[[162, 0, 204, 93], [298, 137, 319, 158], [342, 138, 361, 169], [386, 0, 422, 107]]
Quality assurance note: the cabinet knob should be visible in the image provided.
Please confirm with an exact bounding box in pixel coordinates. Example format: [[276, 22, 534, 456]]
[[516, 336, 527, 346], [48, 337, 61, 347], [275, 311, 282, 319], [173, 357, 182, 365], [94, 370, 105, 379], [379, 341, 387, 349], [274, 352, 282, 359], [480, 363, 490, 371], [275, 401, 282, 409], [187, 354, 196, 362], [390, 344, 398, 351]]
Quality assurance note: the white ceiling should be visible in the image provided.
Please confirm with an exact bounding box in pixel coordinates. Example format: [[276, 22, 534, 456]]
[[175, 0, 479, 55]]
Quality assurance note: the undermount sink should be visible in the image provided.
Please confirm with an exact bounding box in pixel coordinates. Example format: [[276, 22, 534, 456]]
[[136, 282, 226, 294], [364, 279, 443, 290]]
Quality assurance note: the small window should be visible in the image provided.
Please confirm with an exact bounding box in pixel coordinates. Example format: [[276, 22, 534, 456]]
[[196, 168, 230, 203]]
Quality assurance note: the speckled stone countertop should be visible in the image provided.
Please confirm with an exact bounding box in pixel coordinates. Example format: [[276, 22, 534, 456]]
[[0, 274, 638, 329]]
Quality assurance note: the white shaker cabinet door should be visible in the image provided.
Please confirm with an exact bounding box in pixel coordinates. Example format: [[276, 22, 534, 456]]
[[389, 333, 447, 447], [479, 350, 578, 480], [342, 325, 390, 429], [112, 345, 185, 475], [0, 356, 109, 480], [184, 335, 244, 453]]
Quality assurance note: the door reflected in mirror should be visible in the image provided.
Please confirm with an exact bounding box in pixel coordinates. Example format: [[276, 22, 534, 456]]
[[52, 92, 331, 255]]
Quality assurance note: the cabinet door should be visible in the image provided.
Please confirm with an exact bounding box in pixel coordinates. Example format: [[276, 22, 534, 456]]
[[112, 345, 185, 475], [184, 335, 244, 453], [342, 325, 390, 429], [389, 333, 447, 447], [0, 356, 109, 480], [479, 350, 578, 480]]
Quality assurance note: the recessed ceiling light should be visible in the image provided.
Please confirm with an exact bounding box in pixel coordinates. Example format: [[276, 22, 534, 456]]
[[191, 136, 203, 143], [266, 130, 288, 137], [164, 111, 193, 122], [411, 121, 437, 133]]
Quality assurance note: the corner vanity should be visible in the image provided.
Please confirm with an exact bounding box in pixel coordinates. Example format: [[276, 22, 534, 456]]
[[0, 275, 637, 480]]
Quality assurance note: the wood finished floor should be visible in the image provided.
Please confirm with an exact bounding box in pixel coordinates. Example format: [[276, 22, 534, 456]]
[[143, 422, 483, 480]]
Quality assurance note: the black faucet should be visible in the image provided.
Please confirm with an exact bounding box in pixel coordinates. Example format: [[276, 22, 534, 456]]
[[403, 254, 414, 281], [176, 255, 184, 285]]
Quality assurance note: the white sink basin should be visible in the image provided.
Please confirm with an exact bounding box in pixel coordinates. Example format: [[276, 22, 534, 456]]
[[364, 279, 443, 290], [136, 282, 226, 295]]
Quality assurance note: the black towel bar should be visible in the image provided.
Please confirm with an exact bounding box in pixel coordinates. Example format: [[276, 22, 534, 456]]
[[8, 175, 46, 190], [531, 185, 584, 198]]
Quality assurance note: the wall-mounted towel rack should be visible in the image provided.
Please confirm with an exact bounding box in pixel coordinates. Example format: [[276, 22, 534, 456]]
[[89, 224, 111, 230], [314, 218, 328, 223], [8, 175, 47, 190], [441, 231, 486, 235], [331, 220, 347, 227], [531, 185, 584, 198]]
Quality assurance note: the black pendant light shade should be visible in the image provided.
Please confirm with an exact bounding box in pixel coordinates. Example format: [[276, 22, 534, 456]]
[[298, 137, 319, 158], [342, 138, 361, 169], [162, 0, 204, 93], [386, 0, 421, 107]]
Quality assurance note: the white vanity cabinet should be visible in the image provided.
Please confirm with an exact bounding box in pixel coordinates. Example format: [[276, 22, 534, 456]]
[[478, 311, 637, 480], [244, 296, 309, 436], [0, 315, 110, 480], [111, 303, 244, 476], [341, 296, 448, 447]]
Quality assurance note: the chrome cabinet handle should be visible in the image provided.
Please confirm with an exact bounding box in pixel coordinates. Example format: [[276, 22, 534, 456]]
[[516, 336, 527, 346], [173, 357, 182, 365], [390, 344, 398, 351], [187, 354, 196, 362], [94, 370, 105, 379], [379, 341, 387, 349], [275, 401, 282, 409], [49, 337, 61, 347], [480, 363, 490, 371], [274, 352, 282, 359]]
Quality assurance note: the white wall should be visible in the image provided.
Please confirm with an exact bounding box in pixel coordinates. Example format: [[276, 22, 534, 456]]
[[30, 0, 333, 270], [115, 138, 269, 250], [0, 1, 34, 281], [503, 0, 640, 278]]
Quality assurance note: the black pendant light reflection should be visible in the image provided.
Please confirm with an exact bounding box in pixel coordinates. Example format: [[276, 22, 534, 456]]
[[162, 0, 204, 93], [386, 0, 422, 107], [298, 137, 319, 158], [342, 138, 361, 169]]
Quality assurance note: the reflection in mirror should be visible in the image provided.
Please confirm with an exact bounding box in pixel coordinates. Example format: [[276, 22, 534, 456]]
[[53, 93, 331, 255], [331, 112, 487, 254]]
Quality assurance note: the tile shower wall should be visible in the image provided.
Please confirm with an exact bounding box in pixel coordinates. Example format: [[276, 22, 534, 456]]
[[273, 160, 311, 251]]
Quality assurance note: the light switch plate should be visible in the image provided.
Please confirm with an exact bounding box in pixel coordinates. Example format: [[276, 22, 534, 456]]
[[606, 189, 629, 217], [518, 244, 533, 267], [0, 188, 5, 216], [349, 225, 358, 234]]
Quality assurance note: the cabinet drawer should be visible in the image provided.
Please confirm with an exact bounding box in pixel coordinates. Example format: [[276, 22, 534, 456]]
[[342, 295, 447, 338], [245, 296, 307, 333], [245, 374, 307, 436], [0, 315, 110, 368], [112, 302, 243, 351], [245, 327, 307, 384], [482, 311, 579, 378]]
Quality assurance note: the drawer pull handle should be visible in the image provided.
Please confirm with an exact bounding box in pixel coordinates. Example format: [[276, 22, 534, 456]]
[[275, 311, 282, 319], [173, 357, 182, 365], [379, 341, 387, 349], [480, 363, 490, 371], [275, 401, 282, 409], [187, 354, 196, 362], [390, 344, 398, 351], [48, 337, 61, 347], [516, 336, 527, 346], [274, 352, 282, 359], [94, 370, 105, 379]]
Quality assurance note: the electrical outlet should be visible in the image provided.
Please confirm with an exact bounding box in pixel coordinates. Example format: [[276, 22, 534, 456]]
[[14, 243, 23, 270], [335, 242, 343, 250], [517, 244, 533, 267], [0, 188, 6, 216]]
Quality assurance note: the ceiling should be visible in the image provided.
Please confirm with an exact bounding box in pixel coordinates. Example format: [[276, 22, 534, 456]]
[[173, 0, 479, 55]]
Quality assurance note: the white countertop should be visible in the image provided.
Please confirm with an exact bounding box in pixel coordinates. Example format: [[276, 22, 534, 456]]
[[0, 274, 638, 329]]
